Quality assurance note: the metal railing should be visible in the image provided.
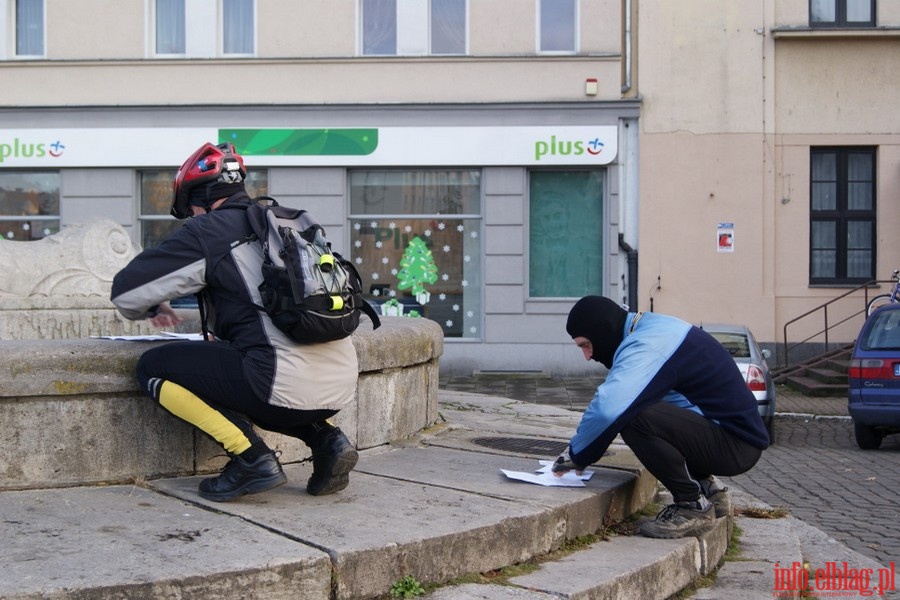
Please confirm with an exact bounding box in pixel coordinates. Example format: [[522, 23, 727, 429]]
[[780, 279, 882, 369]]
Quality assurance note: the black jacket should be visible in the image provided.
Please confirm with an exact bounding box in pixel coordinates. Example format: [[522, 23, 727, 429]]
[[111, 193, 358, 410]]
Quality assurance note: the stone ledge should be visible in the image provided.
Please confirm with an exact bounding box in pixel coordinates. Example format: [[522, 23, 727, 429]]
[[0, 316, 443, 490]]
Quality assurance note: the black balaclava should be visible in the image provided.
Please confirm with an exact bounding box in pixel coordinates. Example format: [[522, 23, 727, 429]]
[[566, 296, 628, 369], [188, 181, 245, 213]]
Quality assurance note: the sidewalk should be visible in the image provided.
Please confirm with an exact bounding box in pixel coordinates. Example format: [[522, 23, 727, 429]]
[[2, 381, 884, 600]]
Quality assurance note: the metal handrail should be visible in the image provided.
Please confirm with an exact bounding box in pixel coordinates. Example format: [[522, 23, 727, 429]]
[[780, 279, 883, 369]]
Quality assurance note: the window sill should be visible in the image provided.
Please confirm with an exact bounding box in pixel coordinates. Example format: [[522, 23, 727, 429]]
[[771, 26, 900, 40]]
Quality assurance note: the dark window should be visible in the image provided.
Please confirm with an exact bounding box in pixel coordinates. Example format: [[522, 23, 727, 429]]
[[810, 0, 876, 27], [809, 147, 876, 284]]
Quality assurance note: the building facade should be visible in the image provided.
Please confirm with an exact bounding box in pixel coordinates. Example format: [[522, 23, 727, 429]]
[[1, 1, 897, 373]]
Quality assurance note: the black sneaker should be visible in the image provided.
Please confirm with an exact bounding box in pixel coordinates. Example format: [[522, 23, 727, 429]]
[[307, 428, 358, 496], [640, 500, 715, 539], [198, 451, 287, 502]]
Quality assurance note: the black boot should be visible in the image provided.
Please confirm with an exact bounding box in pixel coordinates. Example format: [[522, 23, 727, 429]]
[[307, 428, 358, 496], [198, 451, 287, 502]]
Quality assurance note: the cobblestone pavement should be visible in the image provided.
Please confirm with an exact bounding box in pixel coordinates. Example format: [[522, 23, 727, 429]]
[[439, 375, 900, 568]]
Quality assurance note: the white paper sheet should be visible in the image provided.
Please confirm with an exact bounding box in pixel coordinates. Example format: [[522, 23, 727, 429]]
[[500, 460, 594, 487], [91, 332, 205, 341]]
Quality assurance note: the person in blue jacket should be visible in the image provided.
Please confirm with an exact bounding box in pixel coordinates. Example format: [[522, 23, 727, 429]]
[[552, 296, 769, 538]]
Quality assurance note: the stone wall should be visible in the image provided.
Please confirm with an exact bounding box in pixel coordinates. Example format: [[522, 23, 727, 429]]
[[0, 317, 443, 490], [0, 219, 150, 341]]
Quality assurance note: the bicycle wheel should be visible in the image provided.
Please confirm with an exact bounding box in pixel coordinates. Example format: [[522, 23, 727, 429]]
[[866, 294, 894, 316]]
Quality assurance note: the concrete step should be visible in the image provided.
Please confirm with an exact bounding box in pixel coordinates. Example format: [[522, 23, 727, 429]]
[[806, 366, 848, 385], [425, 517, 729, 600], [2, 390, 880, 600], [783, 375, 848, 397], [0, 393, 661, 600]]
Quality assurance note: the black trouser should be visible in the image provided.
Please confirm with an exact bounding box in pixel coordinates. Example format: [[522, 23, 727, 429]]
[[136, 341, 338, 450], [620, 402, 762, 503]]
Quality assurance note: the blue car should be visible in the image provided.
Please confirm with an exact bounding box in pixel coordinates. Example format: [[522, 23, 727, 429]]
[[848, 303, 900, 449]]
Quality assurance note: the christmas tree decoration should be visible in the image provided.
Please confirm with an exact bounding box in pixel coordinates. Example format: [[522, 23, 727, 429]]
[[397, 236, 438, 301]]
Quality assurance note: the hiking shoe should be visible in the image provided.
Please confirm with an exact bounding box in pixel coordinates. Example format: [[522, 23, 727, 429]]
[[307, 428, 358, 496], [198, 451, 287, 502], [707, 488, 733, 518], [640, 501, 715, 539], [699, 476, 732, 517]]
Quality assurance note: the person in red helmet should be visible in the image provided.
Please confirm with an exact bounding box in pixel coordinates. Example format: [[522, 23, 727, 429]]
[[111, 142, 360, 502]]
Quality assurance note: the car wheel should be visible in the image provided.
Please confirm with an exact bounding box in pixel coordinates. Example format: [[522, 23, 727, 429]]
[[764, 416, 775, 445], [853, 420, 883, 450]]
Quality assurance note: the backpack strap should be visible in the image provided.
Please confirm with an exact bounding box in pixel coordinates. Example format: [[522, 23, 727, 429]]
[[340, 255, 381, 330]]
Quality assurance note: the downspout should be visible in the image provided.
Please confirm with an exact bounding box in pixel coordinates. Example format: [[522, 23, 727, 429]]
[[621, 0, 632, 93], [618, 233, 638, 310]]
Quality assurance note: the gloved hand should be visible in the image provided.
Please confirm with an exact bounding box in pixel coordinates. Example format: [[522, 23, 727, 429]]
[[551, 447, 584, 476]]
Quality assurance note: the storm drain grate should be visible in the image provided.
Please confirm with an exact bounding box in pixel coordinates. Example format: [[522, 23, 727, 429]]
[[471, 436, 568, 455]]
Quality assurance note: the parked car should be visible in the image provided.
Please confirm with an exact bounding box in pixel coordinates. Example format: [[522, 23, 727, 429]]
[[700, 323, 777, 443], [848, 303, 900, 449]]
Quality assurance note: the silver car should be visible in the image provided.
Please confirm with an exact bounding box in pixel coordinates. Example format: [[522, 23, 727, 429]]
[[700, 323, 777, 443]]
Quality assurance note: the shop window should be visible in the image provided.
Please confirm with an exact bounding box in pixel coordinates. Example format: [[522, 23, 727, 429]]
[[539, 0, 577, 53], [529, 170, 604, 297], [361, 0, 467, 56], [349, 170, 482, 339], [16, 0, 44, 56], [138, 169, 267, 250], [0, 171, 59, 241], [809, 147, 875, 284], [810, 0, 875, 27]]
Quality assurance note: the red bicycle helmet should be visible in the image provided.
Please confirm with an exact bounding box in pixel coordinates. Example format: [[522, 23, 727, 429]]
[[171, 142, 246, 218]]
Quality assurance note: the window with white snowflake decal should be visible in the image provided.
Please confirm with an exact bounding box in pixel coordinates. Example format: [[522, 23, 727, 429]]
[[0, 171, 60, 241], [349, 170, 482, 339]]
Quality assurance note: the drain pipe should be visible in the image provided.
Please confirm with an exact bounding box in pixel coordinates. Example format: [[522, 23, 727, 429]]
[[621, 0, 633, 93], [618, 233, 638, 310]]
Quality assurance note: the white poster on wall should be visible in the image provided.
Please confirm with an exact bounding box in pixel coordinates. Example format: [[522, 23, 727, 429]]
[[717, 222, 735, 253]]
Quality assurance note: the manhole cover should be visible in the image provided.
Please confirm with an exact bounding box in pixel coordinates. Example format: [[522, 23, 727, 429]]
[[471, 436, 568, 455]]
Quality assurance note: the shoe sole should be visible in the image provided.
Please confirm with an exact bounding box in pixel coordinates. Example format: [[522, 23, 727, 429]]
[[198, 471, 287, 503], [639, 516, 715, 539], [307, 448, 359, 496]]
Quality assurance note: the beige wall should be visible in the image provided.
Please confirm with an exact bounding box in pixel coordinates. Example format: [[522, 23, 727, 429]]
[[637, 0, 774, 337], [637, 0, 900, 350], [0, 57, 622, 105], [4, 0, 623, 106]]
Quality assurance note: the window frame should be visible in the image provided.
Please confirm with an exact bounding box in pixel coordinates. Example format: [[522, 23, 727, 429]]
[[537, 0, 578, 54], [347, 168, 484, 340], [14, 0, 45, 58], [137, 167, 268, 250], [527, 168, 606, 299], [809, 0, 876, 28], [0, 169, 60, 241], [150, 0, 257, 58], [153, 0, 186, 56], [221, 0, 255, 56], [360, 0, 468, 57], [809, 147, 877, 285]]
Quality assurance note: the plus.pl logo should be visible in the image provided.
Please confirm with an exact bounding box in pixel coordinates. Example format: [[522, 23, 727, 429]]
[[534, 134, 605, 161], [0, 138, 66, 162]]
